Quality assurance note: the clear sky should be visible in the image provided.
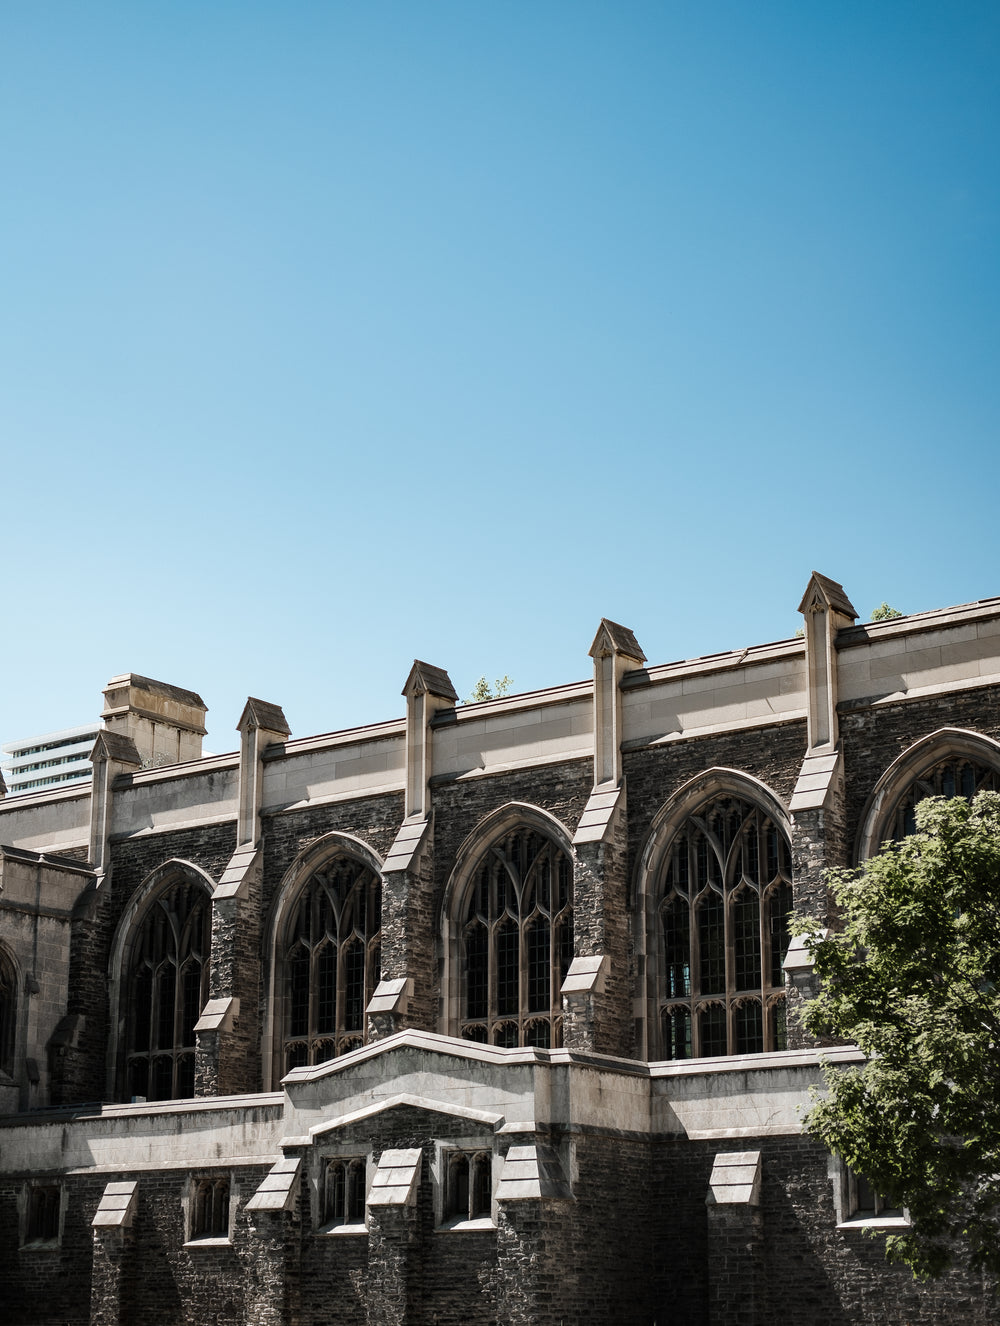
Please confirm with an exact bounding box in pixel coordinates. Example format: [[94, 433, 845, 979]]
[[2, 2, 999, 755]]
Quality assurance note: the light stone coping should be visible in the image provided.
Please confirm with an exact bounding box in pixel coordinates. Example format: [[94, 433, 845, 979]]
[[0, 1094, 285, 1175], [648, 1045, 862, 1078], [214, 843, 261, 899], [835, 598, 1000, 652], [625, 709, 807, 751], [194, 996, 239, 1034], [109, 811, 238, 840], [632, 640, 804, 689], [367, 978, 412, 1015], [92, 1179, 139, 1227], [245, 1156, 301, 1212], [0, 793, 91, 854], [111, 768, 240, 836], [264, 719, 406, 758], [561, 955, 609, 995], [789, 749, 842, 813], [281, 1028, 652, 1090], [448, 680, 590, 719], [782, 931, 827, 976], [368, 1147, 421, 1207], [266, 783, 405, 816], [308, 1092, 503, 1141], [496, 1143, 572, 1202], [707, 1150, 761, 1206], [281, 1029, 552, 1085], [573, 784, 623, 846], [260, 735, 406, 810], [651, 1046, 865, 1140], [125, 752, 240, 784], [440, 748, 593, 783], [840, 671, 1000, 711], [432, 695, 593, 781], [280, 1031, 653, 1140], [383, 816, 430, 874]]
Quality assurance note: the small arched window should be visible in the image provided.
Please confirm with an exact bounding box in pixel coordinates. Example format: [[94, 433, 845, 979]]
[[888, 756, 1000, 840], [190, 1176, 230, 1240], [657, 794, 792, 1060], [123, 880, 210, 1101], [323, 1158, 367, 1227], [460, 827, 572, 1049], [281, 856, 381, 1074]]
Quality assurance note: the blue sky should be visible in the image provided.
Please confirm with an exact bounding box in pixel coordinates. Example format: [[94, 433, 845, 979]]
[[2, 2, 998, 754]]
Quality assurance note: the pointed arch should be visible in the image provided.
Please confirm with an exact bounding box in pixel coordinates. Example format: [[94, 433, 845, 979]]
[[0, 942, 19, 1081], [855, 728, 1000, 861], [265, 832, 384, 1087], [108, 859, 215, 1102], [635, 770, 793, 1062], [441, 803, 574, 1047]]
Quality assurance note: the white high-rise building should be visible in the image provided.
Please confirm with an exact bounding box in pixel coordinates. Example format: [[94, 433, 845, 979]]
[[0, 723, 99, 796]]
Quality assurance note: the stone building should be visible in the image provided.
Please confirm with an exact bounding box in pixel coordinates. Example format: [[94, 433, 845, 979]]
[[1, 572, 999, 1325]]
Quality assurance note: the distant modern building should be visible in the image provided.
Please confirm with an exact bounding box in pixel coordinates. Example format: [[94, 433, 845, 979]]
[[0, 723, 99, 796], [0, 673, 208, 797]]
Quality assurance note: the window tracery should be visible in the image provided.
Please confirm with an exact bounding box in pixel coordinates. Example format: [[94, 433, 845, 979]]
[[459, 827, 572, 1049], [656, 795, 792, 1060], [888, 756, 1000, 840], [123, 880, 210, 1101], [281, 856, 381, 1073]]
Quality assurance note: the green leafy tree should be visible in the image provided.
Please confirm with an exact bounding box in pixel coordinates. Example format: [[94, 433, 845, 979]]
[[796, 792, 1000, 1279], [870, 602, 904, 621], [464, 675, 513, 704]]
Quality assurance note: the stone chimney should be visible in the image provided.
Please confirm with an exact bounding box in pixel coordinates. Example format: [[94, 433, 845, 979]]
[[101, 674, 207, 769]]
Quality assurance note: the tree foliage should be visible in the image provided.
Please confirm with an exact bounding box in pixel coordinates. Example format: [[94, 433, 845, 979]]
[[796, 792, 1000, 1279], [870, 601, 904, 621], [464, 675, 513, 704]]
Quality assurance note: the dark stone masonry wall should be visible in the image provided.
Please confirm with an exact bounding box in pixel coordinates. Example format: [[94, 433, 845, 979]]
[[623, 718, 808, 875], [259, 792, 404, 915], [840, 681, 1000, 858], [108, 820, 238, 926], [653, 1133, 999, 1326], [2, 1120, 998, 1323], [429, 757, 594, 887], [296, 1102, 500, 1326]]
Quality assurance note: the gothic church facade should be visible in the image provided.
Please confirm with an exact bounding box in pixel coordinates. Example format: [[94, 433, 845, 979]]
[[1, 572, 999, 1324]]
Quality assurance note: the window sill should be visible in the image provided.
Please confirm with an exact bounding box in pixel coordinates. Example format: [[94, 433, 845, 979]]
[[318, 1221, 368, 1237], [183, 1236, 232, 1249], [19, 1239, 60, 1252], [436, 1216, 494, 1233], [838, 1215, 910, 1230]]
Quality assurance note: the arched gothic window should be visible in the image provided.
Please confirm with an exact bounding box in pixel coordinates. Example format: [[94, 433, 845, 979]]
[[888, 756, 1000, 841], [0, 947, 16, 1079], [281, 856, 381, 1073], [323, 1158, 367, 1227], [123, 880, 210, 1101], [657, 795, 792, 1060], [460, 827, 572, 1049], [191, 1177, 230, 1239], [444, 1150, 492, 1223]]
